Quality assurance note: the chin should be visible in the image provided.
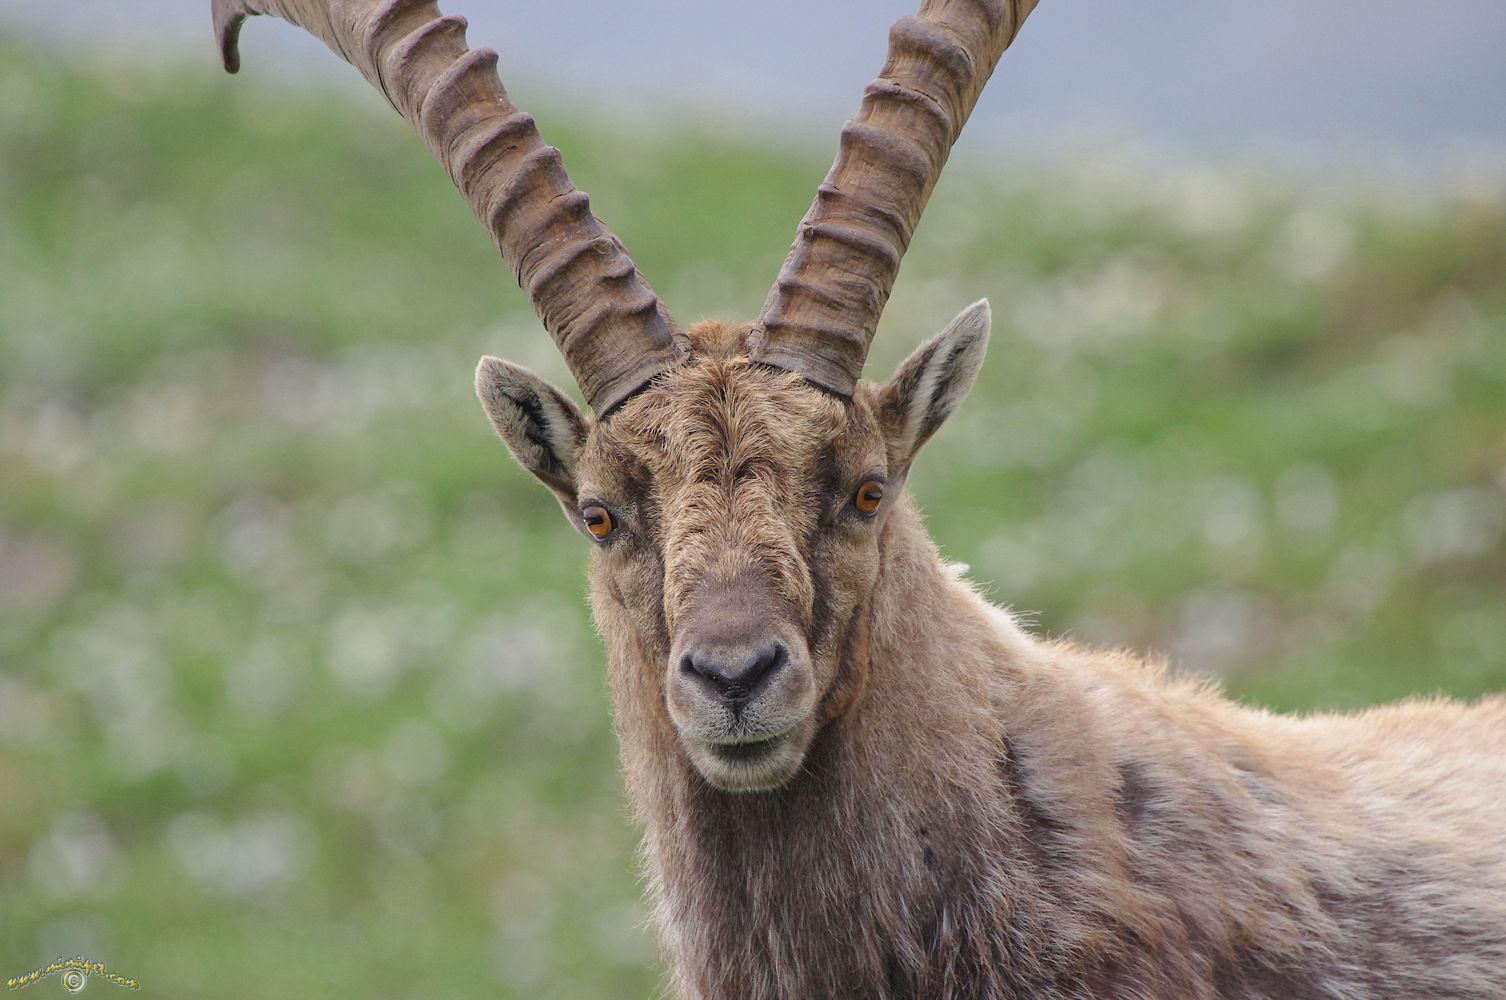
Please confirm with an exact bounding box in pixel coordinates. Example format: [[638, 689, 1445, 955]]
[[687, 720, 815, 793]]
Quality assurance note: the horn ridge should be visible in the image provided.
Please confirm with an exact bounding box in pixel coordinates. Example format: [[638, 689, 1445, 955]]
[[751, 0, 1040, 397]]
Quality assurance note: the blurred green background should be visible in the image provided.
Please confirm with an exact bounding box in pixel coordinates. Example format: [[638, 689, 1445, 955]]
[[1, 38, 1504, 998]]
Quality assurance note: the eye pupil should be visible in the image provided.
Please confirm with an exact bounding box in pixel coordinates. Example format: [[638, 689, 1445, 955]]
[[582, 505, 614, 539]]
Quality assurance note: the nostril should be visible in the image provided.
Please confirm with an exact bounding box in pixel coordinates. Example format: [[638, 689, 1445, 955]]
[[684, 641, 787, 703], [755, 642, 787, 684]]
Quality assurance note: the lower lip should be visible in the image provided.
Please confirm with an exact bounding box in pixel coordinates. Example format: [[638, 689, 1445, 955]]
[[706, 735, 783, 763]]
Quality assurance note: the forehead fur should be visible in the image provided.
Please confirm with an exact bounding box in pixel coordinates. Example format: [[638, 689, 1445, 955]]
[[590, 321, 868, 485]]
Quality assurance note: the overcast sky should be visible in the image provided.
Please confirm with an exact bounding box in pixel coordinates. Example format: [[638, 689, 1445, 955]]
[[7, 0, 1505, 167]]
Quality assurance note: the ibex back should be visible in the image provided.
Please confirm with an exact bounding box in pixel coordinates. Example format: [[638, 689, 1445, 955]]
[[213, 1, 1506, 996]]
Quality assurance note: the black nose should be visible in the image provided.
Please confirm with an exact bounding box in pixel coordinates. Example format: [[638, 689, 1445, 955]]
[[681, 642, 786, 704]]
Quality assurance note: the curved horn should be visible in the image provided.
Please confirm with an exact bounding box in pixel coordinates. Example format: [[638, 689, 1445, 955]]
[[750, 0, 1039, 397], [214, 0, 688, 414]]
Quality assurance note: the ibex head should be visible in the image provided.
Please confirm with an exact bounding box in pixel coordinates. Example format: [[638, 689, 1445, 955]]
[[477, 306, 989, 790], [216, 0, 1036, 791]]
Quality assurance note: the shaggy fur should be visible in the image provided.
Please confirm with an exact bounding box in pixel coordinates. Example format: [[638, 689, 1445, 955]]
[[478, 314, 1506, 999]]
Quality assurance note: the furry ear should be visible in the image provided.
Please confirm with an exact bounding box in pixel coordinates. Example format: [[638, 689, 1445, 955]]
[[877, 299, 991, 470], [475, 356, 587, 503]]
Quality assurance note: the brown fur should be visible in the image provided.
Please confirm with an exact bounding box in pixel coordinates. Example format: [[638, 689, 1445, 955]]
[[480, 318, 1506, 999]]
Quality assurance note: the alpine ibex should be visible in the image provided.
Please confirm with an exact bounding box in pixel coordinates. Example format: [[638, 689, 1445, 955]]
[[213, 1, 1506, 996]]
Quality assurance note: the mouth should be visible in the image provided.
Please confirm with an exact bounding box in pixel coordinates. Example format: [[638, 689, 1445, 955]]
[[686, 720, 812, 793], [705, 733, 786, 764]]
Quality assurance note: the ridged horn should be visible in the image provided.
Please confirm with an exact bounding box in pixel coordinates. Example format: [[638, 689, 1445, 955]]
[[213, 0, 688, 414], [750, 0, 1040, 397]]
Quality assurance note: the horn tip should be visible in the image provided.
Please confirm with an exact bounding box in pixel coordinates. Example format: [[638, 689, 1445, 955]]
[[212, 1, 246, 73]]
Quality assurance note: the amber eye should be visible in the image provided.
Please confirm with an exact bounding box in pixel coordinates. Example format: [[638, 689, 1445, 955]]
[[853, 480, 885, 516], [582, 505, 615, 540]]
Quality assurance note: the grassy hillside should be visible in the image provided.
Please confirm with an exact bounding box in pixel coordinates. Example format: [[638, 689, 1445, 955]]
[[1, 40, 1503, 997]]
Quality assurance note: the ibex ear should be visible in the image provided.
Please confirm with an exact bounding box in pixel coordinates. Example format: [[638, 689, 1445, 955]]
[[877, 299, 991, 471], [475, 357, 587, 506]]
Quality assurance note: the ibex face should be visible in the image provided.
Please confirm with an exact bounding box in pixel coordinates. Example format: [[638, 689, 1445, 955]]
[[477, 307, 990, 791]]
